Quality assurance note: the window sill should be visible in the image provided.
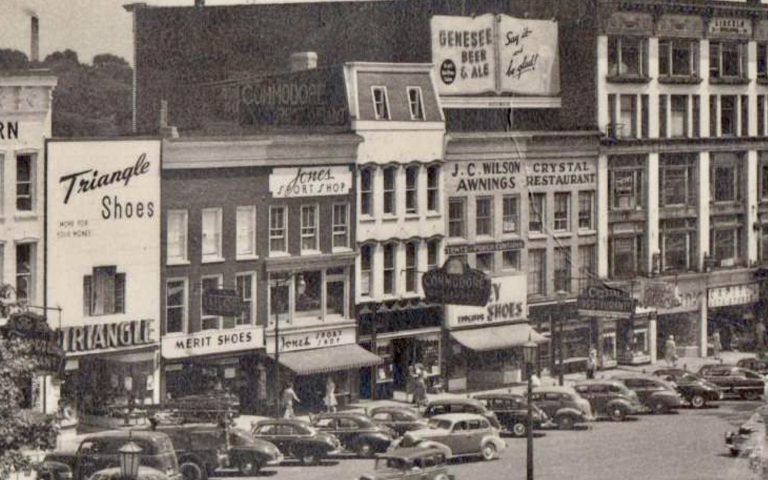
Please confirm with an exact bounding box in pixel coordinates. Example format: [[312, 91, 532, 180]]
[[553, 231, 572, 238], [14, 212, 38, 221], [360, 215, 375, 223], [166, 259, 191, 266], [404, 213, 420, 220], [301, 249, 322, 256], [578, 229, 597, 237], [236, 254, 259, 261], [758, 77, 768, 85], [446, 237, 467, 245], [658, 76, 702, 85], [201, 256, 225, 264], [268, 251, 291, 258], [332, 246, 353, 254], [426, 211, 441, 219], [381, 215, 398, 222], [527, 233, 548, 240], [605, 75, 651, 84], [709, 77, 751, 86], [475, 235, 495, 243]]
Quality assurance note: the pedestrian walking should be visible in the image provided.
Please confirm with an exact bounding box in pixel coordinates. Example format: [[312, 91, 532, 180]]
[[586, 348, 597, 379], [413, 365, 428, 407], [712, 330, 722, 360], [324, 377, 338, 413], [664, 335, 678, 367], [282, 383, 300, 419]]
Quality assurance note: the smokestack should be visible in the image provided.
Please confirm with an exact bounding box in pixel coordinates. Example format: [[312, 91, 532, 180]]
[[30, 15, 39, 63]]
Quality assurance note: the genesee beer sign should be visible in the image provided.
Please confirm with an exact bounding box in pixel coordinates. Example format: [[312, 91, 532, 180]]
[[422, 258, 491, 306]]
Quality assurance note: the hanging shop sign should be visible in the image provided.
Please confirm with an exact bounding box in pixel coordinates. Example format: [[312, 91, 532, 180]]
[[444, 274, 527, 329], [642, 281, 682, 310], [270, 165, 352, 198], [0, 312, 64, 374], [422, 258, 492, 307], [445, 239, 524, 255], [202, 289, 246, 317], [265, 324, 355, 354], [59, 319, 154, 355], [578, 284, 636, 314], [431, 14, 559, 96], [161, 326, 264, 359], [708, 283, 760, 308]]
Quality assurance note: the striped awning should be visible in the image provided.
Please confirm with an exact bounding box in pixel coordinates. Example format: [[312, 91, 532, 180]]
[[275, 344, 383, 375], [451, 324, 547, 352]]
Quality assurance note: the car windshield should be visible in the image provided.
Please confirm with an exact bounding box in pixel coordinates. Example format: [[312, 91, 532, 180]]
[[428, 419, 452, 430]]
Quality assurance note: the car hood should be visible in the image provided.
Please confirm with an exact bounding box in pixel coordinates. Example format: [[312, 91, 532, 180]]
[[405, 427, 450, 440], [359, 468, 405, 480]]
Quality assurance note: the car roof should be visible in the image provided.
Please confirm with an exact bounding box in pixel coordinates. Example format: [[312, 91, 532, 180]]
[[430, 413, 490, 422], [575, 379, 626, 387], [254, 418, 311, 426], [427, 397, 485, 407], [86, 430, 170, 442], [376, 447, 446, 460], [474, 393, 525, 400], [533, 386, 577, 394], [369, 406, 419, 414]]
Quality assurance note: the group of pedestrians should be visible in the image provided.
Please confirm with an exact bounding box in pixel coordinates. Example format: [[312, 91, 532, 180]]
[[280, 377, 338, 419]]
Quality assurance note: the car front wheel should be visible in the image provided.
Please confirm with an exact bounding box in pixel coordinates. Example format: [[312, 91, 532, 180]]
[[651, 401, 668, 415], [297, 450, 319, 465], [355, 441, 374, 458], [556, 415, 575, 430], [480, 442, 497, 461], [690, 394, 706, 409], [236, 457, 262, 476], [609, 407, 626, 422], [741, 391, 761, 401], [180, 461, 207, 480], [512, 422, 527, 437]]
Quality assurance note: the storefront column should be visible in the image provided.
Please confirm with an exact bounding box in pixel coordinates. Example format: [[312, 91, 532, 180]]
[[699, 299, 708, 358], [747, 150, 759, 264], [597, 154, 609, 278], [648, 314, 657, 364], [698, 152, 710, 270], [646, 153, 660, 274]]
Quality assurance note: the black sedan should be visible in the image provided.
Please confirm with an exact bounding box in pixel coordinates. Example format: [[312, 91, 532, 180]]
[[311, 412, 393, 457], [652, 368, 723, 408], [366, 406, 428, 437], [473, 393, 552, 437], [697, 365, 765, 401], [250, 418, 340, 465]]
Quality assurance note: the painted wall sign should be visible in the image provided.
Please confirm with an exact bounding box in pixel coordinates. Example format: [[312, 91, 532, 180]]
[[431, 15, 559, 96], [59, 319, 154, 354], [162, 326, 264, 359], [708, 283, 759, 308], [265, 324, 355, 354], [422, 258, 492, 307], [642, 281, 682, 310], [444, 274, 527, 329], [446, 159, 596, 194], [709, 17, 752, 38], [578, 284, 636, 313], [202, 289, 246, 317], [445, 239, 524, 255], [0, 120, 18, 140], [270, 165, 351, 198]]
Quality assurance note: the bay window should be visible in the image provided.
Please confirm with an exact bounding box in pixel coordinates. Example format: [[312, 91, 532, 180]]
[[608, 36, 647, 78], [658, 38, 698, 79], [326, 267, 346, 317], [295, 271, 322, 319], [268, 268, 349, 324], [269, 273, 291, 325]]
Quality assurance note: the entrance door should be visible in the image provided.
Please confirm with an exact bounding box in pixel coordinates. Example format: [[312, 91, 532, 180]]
[[392, 338, 417, 391]]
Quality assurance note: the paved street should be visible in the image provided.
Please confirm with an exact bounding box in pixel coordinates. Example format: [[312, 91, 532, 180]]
[[222, 400, 762, 480]]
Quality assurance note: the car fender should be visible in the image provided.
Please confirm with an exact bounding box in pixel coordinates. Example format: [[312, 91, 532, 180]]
[[228, 447, 270, 464], [554, 407, 584, 420], [178, 452, 210, 470], [416, 440, 453, 459], [481, 435, 506, 451], [606, 399, 631, 410]]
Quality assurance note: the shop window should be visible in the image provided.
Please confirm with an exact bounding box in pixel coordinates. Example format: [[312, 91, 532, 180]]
[[407, 87, 425, 120], [448, 197, 466, 238], [610, 235, 643, 279], [405, 242, 418, 293], [710, 41, 745, 79], [475, 197, 493, 236], [578, 244, 596, 291], [761, 155, 768, 201], [295, 271, 322, 319], [760, 43, 768, 79], [15, 243, 33, 302], [326, 267, 346, 317], [427, 239, 440, 271], [658, 38, 698, 78], [554, 247, 571, 293], [236, 206, 256, 258], [383, 166, 397, 215], [660, 153, 696, 207], [360, 244, 374, 296], [609, 164, 644, 211], [236, 273, 254, 325], [383, 243, 396, 295], [711, 226, 742, 267], [660, 219, 697, 272], [711, 156, 741, 203], [201, 208, 223, 261], [167, 210, 188, 264], [372, 86, 390, 120], [502, 195, 519, 233], [608, 36, 647, 78], [83, 266, 125, 316], [427, 165, 440, 213], [476, 252, 493, 273], [360, 168, 374, 216], [201, 276, 222, 330], [16, 154, 33, 211], [166, 279, 187, 333], [269, 273, 290, 325], [269, 206, 287, 254], [332, 203, 349, 249], [301, 205, 318, 252], [502, 249, 520, 270], [553, 193, 570, 232], [578, 191, 594, 230], [529, 193, 546, 233], [527, 249, 545, 296], [405, 165, 419, 214]]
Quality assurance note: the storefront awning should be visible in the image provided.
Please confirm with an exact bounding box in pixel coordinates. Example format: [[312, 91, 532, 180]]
[[275, 344, 383, 375], [451, 324, 547, 352]]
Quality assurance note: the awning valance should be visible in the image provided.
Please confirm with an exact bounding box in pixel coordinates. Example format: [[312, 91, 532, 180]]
[[275, 344, 383, 375], [451, 324, 547, 352]]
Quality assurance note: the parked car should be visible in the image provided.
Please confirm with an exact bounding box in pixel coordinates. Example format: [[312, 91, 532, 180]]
[[473, 393, 553, 437], [422, 397, 501, 430], [528, 386, 594, 430], [357, 447, 454, 480], [392, 413, 506, 461], [573, 380, 646, 421], [697, 365, 766, 401], [652, 368, 723, 408], [149, 423, 282, 479], [155, 392, 240, 424], [250, 418, 341, 465], [37, 430, 182, 480], [367, 406, 429, 437], [87, 466, 173, 480], [311, 412, 393, 457], [737, 357, 768, 376], [614, 374, 683, 414]]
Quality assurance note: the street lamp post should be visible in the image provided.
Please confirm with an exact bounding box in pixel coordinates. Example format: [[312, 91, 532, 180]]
[[523, 336, 538, 480]]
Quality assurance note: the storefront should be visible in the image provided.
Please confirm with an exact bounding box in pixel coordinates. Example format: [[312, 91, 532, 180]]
[[643, 277, 707, 359], [444, 274, 546, 391], [707, 283, 761, 352]]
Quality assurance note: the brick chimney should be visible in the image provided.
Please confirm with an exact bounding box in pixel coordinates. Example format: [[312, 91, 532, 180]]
[[30, 16, 39, 63], [290, 52, 318, 72]]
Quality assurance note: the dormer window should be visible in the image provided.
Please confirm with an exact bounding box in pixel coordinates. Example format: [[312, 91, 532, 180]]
[[407, 87, 425, 120], [372, 86, 390, 120]]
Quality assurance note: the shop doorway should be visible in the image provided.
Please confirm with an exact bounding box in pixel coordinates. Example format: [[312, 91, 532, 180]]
[[392, 338, 421, 391]]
